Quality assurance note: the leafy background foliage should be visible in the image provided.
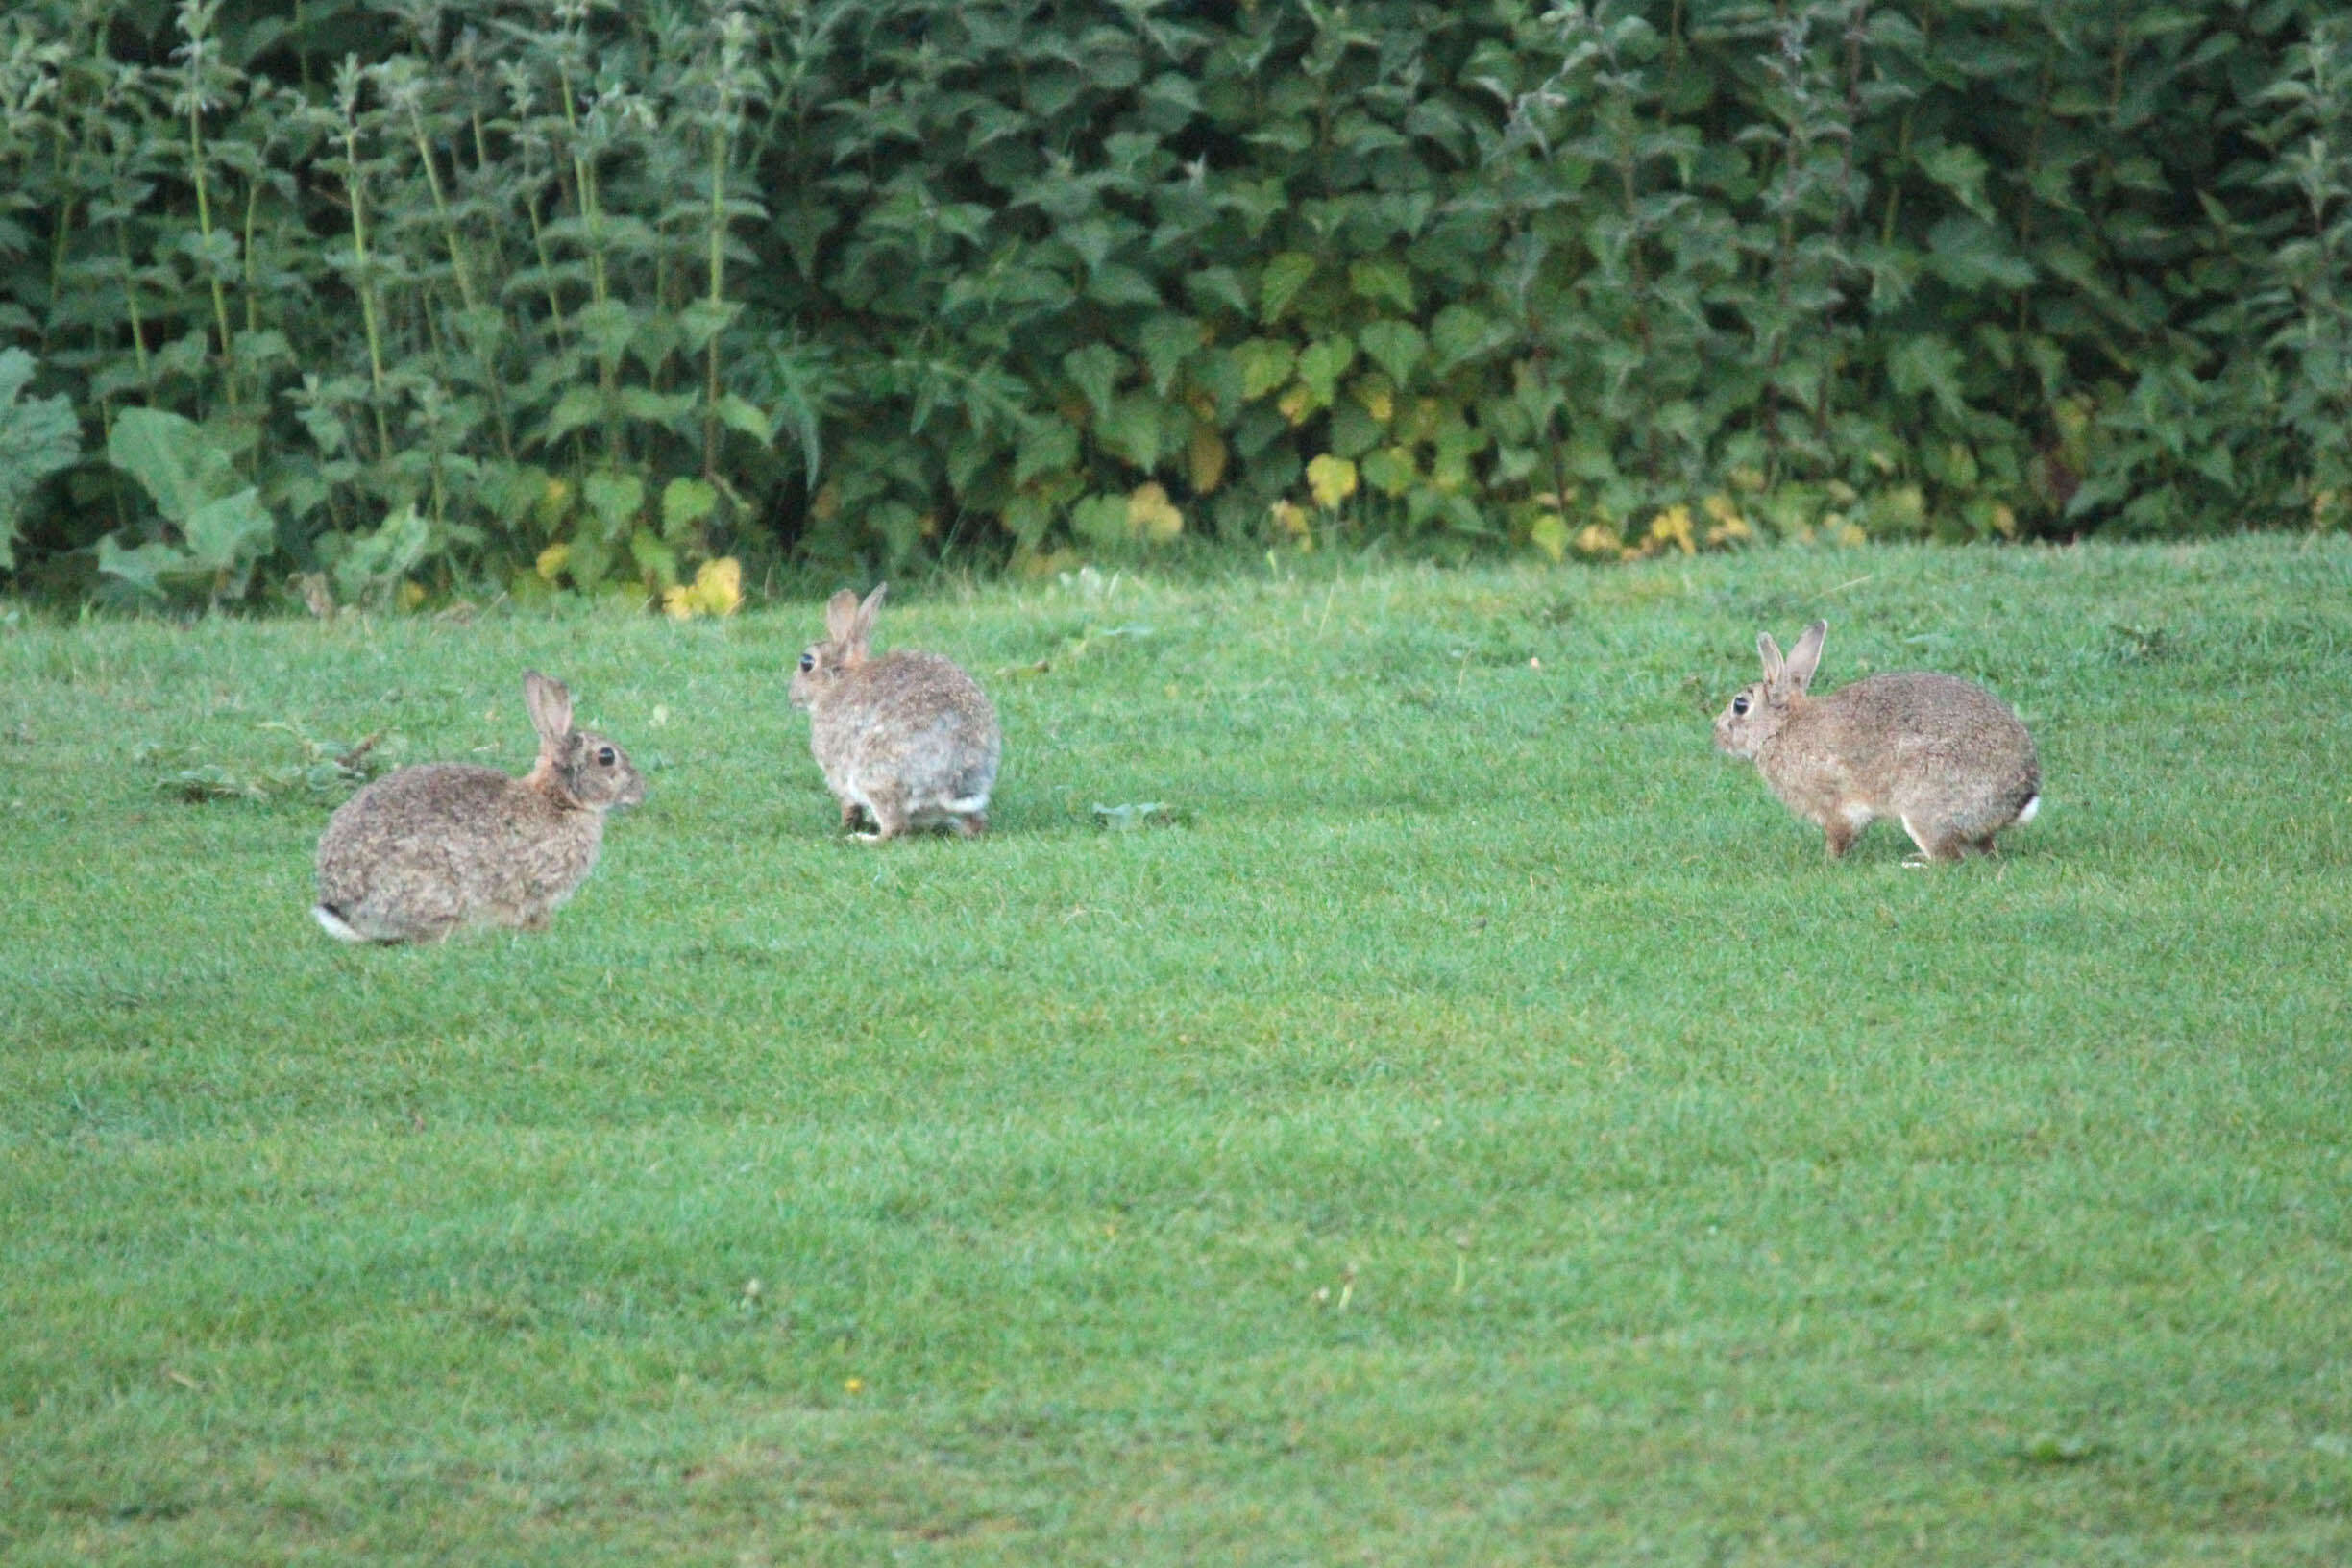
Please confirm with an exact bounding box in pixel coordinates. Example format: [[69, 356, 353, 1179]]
[[1, 0, 2348, 606]]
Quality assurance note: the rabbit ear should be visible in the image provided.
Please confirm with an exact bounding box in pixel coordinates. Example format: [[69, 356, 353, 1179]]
[[824, 589, 862, 643], [1781, 620, 1827, 694], [523, 672, 574, 746], [850, 582, 888, 645], [1756, 631, 1785, 685]]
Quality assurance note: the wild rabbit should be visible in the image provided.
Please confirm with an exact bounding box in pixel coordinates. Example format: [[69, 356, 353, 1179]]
[[789, 583, 999, 839], [1715, 620, 2039, 863], [313, 672, 644, 941]]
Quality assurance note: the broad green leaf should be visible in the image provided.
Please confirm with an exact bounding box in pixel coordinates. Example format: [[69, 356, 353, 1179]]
[[617, 388, 697, 429], [331, 503, 430, 602], [1295, 337, 1358, 407], [1236, 339, 1297, 400], [181, 489, 275, 574], [108, 407, 236, 523], [1185, 266, 1250, 318], [1099, 393, 1168, 472], [1357, 320, 1427, 385], [95, 535, 180, 597], [1361, 445, 1418, 498], [1885, 334, 1968, 420], [540, 387, 605, 450], [1071, 493, 1130, 548], [1063, 343, 1125, 422], [629, 527, 680, 589], [1431, 305, 1504, 370], [712, 394, 776, 445], [661, 478, 719, 538], [584, 471, 645, 539], [1017, 418, 1081, 485], [1913, 141, 1993, 221], [1088, 264, 1164, 308], [1348, 258, 1414, 313], [1925, 217, 2034, 292], [576, 300, 634, 365], [1138, 316, 1202, 395], [483, 464, 553, 527], [0, 348, 80, 569], [679, 299, 743, 353], [1258, 252, 1317, 324], [1530, 512, 1570, 563]]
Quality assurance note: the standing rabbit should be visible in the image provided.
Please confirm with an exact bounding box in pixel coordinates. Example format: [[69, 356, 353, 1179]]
[[789, 583, 999, 839], [1714, 620, 2039, 863], [313, 672, 645, 942]]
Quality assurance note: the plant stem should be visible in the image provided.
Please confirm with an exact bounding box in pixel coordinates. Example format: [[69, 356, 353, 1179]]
[[341, 102, 392, 459], [186, 91, 240, 410]]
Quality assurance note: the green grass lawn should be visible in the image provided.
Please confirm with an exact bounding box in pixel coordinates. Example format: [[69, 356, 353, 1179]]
[[5, 539, 2351, 1564]]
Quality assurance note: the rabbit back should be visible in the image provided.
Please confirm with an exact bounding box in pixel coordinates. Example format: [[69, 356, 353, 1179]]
[[810, 650, 1000, 824], [315, 762, 606, 942], [1771, 673, 2039, 846]]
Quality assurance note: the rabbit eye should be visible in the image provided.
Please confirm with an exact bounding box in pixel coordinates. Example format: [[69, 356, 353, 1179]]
[[596, 746, 617, 767], [1731, 694, 1751, 716], [797, 651, 815, 673]]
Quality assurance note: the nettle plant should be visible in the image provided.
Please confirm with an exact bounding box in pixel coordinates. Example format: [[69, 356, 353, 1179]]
[[3, 0, 804, 608], [0, 0, 2349, 603]]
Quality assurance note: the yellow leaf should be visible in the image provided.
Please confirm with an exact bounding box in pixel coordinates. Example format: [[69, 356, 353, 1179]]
[[693, 555, 744, 615], [1015, 546, 1081, 578], [1126, 482, 1185, 543], [659, 556, 746, 620], [1530, 512, 1569, 564], [532, 478, 571, 532], [1702, 493, 1741, 525], [1572, 523, 1625, 559], [1359, 383, 1393, 423], [397, 580, 426, 611], [1188, 424, 1229, 495], [536, 542, 572, 581], [1728, 466, 1767, 493], [1991, 502, 2018, 538], [1277, 384, 1313, 427], [1874, 484, 1926, 531], [1306, 453, 1359, 509], [1269, 500, 1311, 536], [1833, 519, 1869, 548], [1647, 503, 1696, 554]]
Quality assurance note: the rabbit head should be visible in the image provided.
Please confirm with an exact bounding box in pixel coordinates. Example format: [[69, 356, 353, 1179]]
[[789, 583, 887, 711], [526, 671, 646, 810], [1714, 619, 1825, 760]]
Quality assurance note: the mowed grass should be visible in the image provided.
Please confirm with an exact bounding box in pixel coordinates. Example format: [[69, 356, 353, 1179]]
[[4, 540, 2351, 1564]]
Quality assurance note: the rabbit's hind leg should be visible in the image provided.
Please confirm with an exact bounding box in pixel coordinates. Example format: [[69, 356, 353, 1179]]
[[860, 782, 910, 841], [1899, 814, 1968, 867]]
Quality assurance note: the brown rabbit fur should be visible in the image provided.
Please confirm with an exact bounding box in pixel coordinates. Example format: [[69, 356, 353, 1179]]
[[313, 672, 645, 942], [1714, 620, 2040, 863], [788, 583, 999, 840]]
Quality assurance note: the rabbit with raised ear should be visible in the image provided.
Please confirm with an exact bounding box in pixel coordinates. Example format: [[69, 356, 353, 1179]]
[[788, 582, 1000, 840], [1714, 620, 2040, 864], [313, 671, 646, 942]]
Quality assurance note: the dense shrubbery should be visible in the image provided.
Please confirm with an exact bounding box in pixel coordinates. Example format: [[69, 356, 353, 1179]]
[[0, 0, 2348, 607]]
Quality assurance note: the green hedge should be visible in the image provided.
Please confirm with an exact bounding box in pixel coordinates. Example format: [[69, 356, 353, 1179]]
[[1, 0, 2348, 606]]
